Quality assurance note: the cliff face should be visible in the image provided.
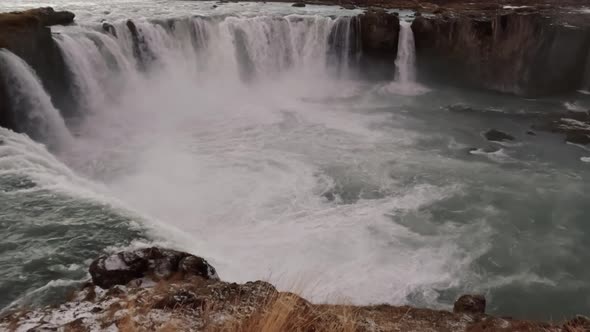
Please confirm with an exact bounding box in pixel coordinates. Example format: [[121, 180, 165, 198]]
[[412, 12, 590, 96], [0, 8, 74, 133], [357, 10, 400, 80]]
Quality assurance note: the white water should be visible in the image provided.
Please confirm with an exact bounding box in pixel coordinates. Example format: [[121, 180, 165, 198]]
[[0, 50, 72, 147], [381, 20, 429, 96], [395, 21, 416, 84], [37, 15, 488, 306]]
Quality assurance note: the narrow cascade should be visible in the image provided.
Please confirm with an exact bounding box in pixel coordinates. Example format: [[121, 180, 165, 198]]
[[0, 50, 72, 147], [394, 21, 417, 84], [380, 20, 429, 96]]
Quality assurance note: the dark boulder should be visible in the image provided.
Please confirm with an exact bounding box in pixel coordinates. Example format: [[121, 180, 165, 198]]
[[454, 294, 486, 314], [484, 129, 515, 142], [89, 247, 219, 289], [533, 110, 590, 145], [292, 2, 306, 7]]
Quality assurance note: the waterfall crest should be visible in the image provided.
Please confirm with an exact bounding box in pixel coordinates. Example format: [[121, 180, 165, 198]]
[[0, 50, 72, 148]]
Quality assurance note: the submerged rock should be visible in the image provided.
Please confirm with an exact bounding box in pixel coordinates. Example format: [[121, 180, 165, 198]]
[[533, 110, 590, 145], [89, 247, 219, 289], [484, 129, 515, 142], [292, 2, 306, 7], [454, 294, 486, 314]]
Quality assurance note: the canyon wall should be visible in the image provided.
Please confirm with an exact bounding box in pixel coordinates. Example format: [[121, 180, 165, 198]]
[[411, 11, 590, 96]]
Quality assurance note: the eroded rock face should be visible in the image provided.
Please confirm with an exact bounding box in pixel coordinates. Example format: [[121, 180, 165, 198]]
[[412, 12, 590, 96], [89, 247, 219, 289], [454, 294, 486, 314], [358, 9, 400, 80]]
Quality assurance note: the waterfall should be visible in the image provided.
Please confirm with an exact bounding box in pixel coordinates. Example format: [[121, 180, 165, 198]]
[[381, 20, 429, 96], [0, 14, 359, 147], [52, 15, 357, 102], [0, 50, 72, 148], [394, 21, 417, 84]]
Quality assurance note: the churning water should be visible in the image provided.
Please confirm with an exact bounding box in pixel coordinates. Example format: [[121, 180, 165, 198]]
[[1, 0, 590, 321]]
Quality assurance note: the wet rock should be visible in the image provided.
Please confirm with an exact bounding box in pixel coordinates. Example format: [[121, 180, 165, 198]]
[[292, 2, 306, 7], [454, 294, 486, 314], [0, 7, 75, 132], [359, 9, 399, 55], [89, 247, 219, 289], [358, 9, 400, 79], [341, 4, 356, 10], [411, 12, 590, 97], [102, 22, 117, 37], [23, 7, 75, 26], [126, 19, 157, 70], [484, 129, 515, 142], [533, 110, 590, 145], [526, 130, 536, 136], [566, 132, 590, 145]]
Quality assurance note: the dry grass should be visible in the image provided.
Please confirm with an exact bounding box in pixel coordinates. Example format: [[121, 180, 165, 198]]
[[210, 292, 358, 332]]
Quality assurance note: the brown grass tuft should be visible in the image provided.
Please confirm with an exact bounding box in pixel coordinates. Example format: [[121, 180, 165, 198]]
[[211, 292, 358, 332]]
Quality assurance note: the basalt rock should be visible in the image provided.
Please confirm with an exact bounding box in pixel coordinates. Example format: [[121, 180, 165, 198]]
[[533, 110, 590, 145], [412, 12, 590, 97], [454, 294, 486, 314], [126, 19, 157, 70], [358, 9, 400, 80], [484, 129, 515, 142], [0, 7, 76, 131], [89, 247, 219, 289]]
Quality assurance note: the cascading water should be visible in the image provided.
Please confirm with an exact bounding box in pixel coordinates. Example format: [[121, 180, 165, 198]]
[[381, 19, 429, 96], [0, 50, 72, 148], [394, 21, 417, 84]]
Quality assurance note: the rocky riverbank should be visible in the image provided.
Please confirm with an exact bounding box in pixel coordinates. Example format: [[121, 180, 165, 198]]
[[1, 247, 589, 332]]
